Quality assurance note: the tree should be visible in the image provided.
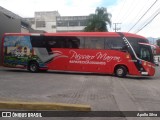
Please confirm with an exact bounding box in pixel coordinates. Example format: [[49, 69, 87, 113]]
[[84, 7, 112, 32]]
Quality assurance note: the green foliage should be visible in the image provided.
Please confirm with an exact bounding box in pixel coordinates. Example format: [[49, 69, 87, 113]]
[[84, 7, 112, 32]]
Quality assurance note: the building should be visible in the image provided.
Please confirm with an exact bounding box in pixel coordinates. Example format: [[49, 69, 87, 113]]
[[25, 11, 89, 33], [56, 16, 89, 32], [0, 6, 43, 65], [0, 6, 31, 34], [25, 11, 60, 32], [0, 6, 32, 34], [0, 6, 29, 65]]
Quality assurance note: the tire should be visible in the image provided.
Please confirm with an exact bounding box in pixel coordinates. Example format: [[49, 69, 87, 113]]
[[115, 66, 127, 77], [28, 62, 39, 73]]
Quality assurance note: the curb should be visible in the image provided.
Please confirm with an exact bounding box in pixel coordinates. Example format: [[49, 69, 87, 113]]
[[0, 101, 91, 111]]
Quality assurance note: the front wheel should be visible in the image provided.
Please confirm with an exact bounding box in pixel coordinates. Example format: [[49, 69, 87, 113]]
[[28, 62, 39, 73], [115, 66, 127, 77]]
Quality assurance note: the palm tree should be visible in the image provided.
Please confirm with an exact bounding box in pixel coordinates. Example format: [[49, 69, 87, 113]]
[[84, 7, 112, 32]]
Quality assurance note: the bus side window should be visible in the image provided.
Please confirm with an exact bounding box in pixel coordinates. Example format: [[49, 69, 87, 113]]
[[78, 37, 85, 48], [58, 39, 66, 48], [84, 37, 104, 49], [84, 38, 91, 49], [95, 38, 105, 49], [48, 40, 56, 47], [72, 39, 81, 48], [66, 39, 73, 48], [105, 38, 113, 49], [31, 36, 45, 47], [121, 46, 128, 52], [65, 37, 81, 49], [105, 37, 125, 50], [45, 36, 66, 48], [46, 37, 57, 48]]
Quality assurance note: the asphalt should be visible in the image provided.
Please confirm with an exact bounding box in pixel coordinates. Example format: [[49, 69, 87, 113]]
[[0, 66, 160, 120]]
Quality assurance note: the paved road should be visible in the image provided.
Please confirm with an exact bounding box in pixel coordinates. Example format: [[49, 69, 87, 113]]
[[0, 66, 160, 120]]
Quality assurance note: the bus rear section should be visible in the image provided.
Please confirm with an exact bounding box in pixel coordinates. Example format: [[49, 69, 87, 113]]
[[2, 34, 48, 71], [2, 32, 155, 77]]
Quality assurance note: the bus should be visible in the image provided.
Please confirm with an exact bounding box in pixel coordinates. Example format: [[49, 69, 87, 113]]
[[2, 32, 155, 77]]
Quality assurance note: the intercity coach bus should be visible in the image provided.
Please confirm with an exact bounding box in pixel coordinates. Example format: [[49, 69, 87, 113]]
[[2, 32, 155, 77]]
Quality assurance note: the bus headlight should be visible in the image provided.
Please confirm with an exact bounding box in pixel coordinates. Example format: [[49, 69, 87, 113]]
[[141, 72, 148, 75]]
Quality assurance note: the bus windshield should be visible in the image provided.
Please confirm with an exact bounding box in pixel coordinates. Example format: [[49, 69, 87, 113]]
[[127, 37, 154, 63], [138, 44, 153, 62]]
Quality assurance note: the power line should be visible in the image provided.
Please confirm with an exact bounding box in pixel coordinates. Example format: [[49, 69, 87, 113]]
[[128, 0, 158, 32], [126, 0, 151, 30], [115, 0, 127, 22], [121, 0, 140, 23], [116, 0, 146, 31], [134, 5, 160, 33], [118, 0, 135, 23], [135, 10, 160, 33]]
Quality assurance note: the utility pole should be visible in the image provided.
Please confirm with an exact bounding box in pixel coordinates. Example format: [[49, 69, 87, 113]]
[[113, 23, 121, 32]]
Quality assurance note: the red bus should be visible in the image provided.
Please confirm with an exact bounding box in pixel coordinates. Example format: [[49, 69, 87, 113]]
[[2, 32, 155, 77]]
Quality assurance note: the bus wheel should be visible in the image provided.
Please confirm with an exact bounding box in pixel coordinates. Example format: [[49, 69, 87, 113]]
[[28, 62, 39, 73], [115, 66, 127, 77]]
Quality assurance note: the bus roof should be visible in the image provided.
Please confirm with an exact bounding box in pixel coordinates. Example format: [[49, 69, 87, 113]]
[[3, 32, 147, 39]]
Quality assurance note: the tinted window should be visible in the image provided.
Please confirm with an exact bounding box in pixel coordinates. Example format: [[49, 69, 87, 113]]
[[30, 36, 45, 47], [45, 36, 65, 48], [127, 37, 153, 62], [139, 45, 153, 62], [85, 37, 105, 49], [140, 46, 150, 61], [105, 37, 126, 50], [127, 37, 148, 58], [65, 37, 82, 48], [77, 37, 85, 48], [45, 36, 84, 49]]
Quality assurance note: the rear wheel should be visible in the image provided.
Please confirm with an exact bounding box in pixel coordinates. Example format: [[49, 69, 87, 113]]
[[115, 66, 127, 77], [28, 62, 39, 73]]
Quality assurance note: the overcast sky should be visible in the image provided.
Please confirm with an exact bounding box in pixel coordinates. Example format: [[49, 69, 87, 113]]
[[0, 0, 160, 38]]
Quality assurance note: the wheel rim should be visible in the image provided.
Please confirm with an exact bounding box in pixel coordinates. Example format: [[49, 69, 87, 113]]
[[30, 64, 37, 72], [117, 68, 124, 76], [116, 68, 124, 77]]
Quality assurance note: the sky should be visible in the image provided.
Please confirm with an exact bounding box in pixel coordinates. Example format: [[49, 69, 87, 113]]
[[0, 0, 160, 38]]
